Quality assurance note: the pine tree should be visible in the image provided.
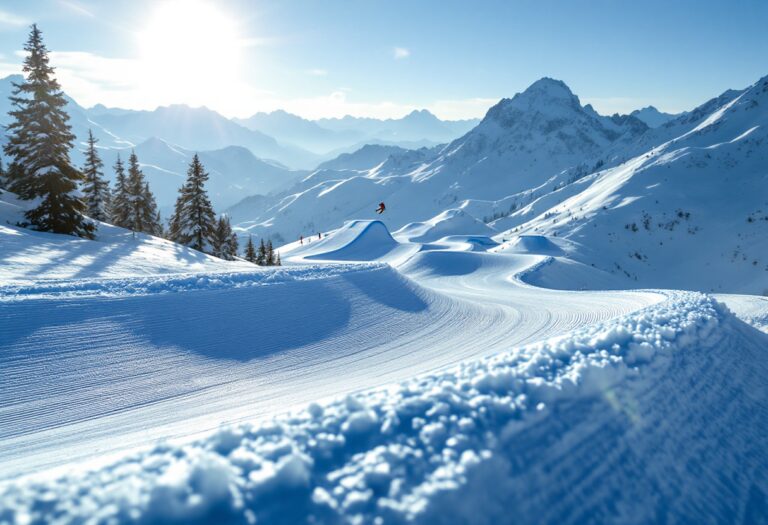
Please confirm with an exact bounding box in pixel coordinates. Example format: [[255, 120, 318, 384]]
[[3, 25, 93, 237], [245, 235, 257, 263], [276, 252, 282, 266], [168, 154, 216, 252], [123, 151, 159, 234], [81, 129, 110, 222], [141, 182, 161, 235], [212, 215, 238, 260], [110, 154, 131, 228], [224, 220, 238, 259], [256, 238, 267, 266], [0, 157, 5, 192], [266, 239, 276, 266]]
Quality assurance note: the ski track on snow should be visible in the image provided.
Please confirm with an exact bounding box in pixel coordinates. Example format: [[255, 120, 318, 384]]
[[0, 252, 661, 480]]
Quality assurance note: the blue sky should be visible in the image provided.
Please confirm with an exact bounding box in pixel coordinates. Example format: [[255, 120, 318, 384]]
[[0, 0, 766, 119]]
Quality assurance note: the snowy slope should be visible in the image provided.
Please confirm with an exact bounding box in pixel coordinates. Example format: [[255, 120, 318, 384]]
[[3, 192, 768, 523], [0, 192, 254, 282], [502, 74, 768, 294], [3, 282, 767, 523], [0, 214, 662, 482]]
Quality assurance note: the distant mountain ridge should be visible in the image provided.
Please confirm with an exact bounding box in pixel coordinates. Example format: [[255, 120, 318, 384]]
[[630, 105, 683, 127], [234, 108, 479, 155]]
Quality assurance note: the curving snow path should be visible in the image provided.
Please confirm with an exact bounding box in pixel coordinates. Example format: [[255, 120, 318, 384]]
[[0, 246, 666, 483]]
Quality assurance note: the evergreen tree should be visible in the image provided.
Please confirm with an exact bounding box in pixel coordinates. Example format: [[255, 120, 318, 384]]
[[256, 238, 267, 266], [0, 157, 5, 192], [168, 154, 216, 252], [266, 239, 276, 266], [276, 252, 282, 266], [3, 24, 93, 237], [110, 154, 131, 228], [123, 151, 159, 234], [224, 220, 238, 259], [81, 129, 110, 221], [212, 215, 238, 260], [141, 182, 162, 235], [244, 235, 257, 263]]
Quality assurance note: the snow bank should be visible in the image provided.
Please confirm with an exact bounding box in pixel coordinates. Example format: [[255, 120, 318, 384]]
[[0, 263, 379, 301], [394, 208, 495, 243], [498, 234, 565, 256], [4, 292, 766, 523]]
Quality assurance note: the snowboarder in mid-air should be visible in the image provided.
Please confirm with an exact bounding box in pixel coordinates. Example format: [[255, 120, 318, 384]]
[[375, 202, 386, 214]]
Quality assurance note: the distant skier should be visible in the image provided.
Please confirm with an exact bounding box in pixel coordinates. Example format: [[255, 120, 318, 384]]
[[375, 202, 386, 214], [318, 232, 322, 240], [300, 235, 303, 245]]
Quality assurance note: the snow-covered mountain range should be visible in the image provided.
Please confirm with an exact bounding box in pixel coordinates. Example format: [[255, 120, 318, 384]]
[[226, 78, 650, 238], [227, 74, 768, 293]]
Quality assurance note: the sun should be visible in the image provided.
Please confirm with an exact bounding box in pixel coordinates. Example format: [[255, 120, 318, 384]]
[[138, 0, 243, 107]]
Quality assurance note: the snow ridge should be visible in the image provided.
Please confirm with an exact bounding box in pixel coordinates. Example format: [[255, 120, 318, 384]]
[[3, 292, 766, 524], [0, 264, 383, 301]]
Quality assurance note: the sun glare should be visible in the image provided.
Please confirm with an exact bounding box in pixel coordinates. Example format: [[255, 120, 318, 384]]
[[138, 0, 243, 107]]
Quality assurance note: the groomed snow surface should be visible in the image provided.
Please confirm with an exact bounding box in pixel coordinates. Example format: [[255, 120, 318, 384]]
[[2, 204, 768, 523], [3, 292, 767, 524]]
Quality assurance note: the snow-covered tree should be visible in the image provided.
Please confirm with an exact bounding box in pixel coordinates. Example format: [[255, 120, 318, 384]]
[[168, 154, 216, 252], [212, 215, 238, 260], [124, 151, 160, 234], [244, 235, 257, 263], [110, 154, 131, 228], [3, 24, 93, 237], [81, 129, 110, 222]]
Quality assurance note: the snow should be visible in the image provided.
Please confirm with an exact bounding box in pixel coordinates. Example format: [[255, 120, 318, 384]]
[[499, 74, 768, 294], [394, 208, 496, 243], [498, 234, 565, 256], [0, 192, 254, 284], [282, 220, 418, 264], [3, 74, 768, 524], [3, 290, 767, 524]]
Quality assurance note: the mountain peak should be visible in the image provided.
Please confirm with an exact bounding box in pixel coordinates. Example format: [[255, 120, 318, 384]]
[[482, 77, 582, 127], [403, 109, 439, 122], [523, 77, 575, 99]]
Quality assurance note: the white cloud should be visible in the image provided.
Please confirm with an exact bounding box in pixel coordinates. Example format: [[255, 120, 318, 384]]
[[306, 68, 328, 77], [393, 47, 410, 59], [0, 9, 29, 28]]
